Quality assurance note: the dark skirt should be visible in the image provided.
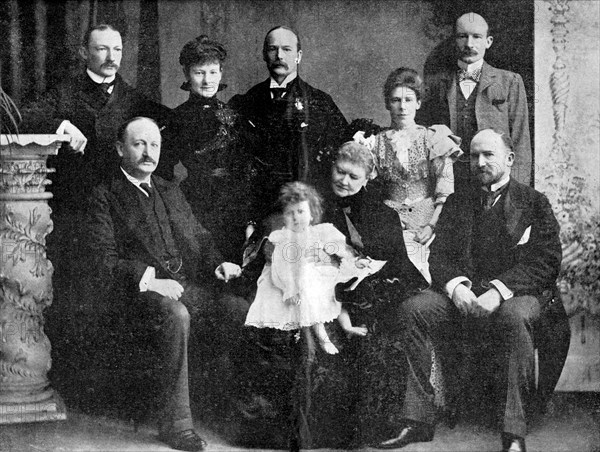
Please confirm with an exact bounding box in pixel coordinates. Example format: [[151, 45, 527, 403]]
[[231, 279, 412, 449]]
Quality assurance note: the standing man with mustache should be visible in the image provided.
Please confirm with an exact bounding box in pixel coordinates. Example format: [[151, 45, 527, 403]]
[[417, 12, 531, 190], [227, 26, 348, 448], [375, 129, 568, 452], [229, 26, 348, 222], [18, 23, 169, 405], [21, 23, 169, 208]]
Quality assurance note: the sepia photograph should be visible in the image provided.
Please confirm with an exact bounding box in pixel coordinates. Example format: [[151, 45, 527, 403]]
[[1, 0, 598, 451]]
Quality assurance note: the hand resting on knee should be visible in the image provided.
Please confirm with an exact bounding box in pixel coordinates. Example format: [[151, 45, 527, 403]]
[[147, 277, 184, 301]]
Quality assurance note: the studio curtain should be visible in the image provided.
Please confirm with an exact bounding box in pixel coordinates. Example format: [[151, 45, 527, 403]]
[[0, 0, 161, 107]]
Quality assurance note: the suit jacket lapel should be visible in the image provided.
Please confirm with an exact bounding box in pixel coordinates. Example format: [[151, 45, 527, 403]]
[[152, 176, 198, 255], [444, 70, 457, 132], [103, 74, 124, 109], [476, 62, 496, 116], [502, 180, 530, 246], [109, 174, 167, 271], [75, 73, 108, 111]]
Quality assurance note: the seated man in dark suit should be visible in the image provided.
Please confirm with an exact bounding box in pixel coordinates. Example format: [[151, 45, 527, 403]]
[[83, 116, 243, 452], [376, 129, 568, 452]]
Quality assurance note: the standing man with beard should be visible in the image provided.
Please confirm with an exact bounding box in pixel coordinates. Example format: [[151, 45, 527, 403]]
[[417, 12, 531, 190], [229, 26, 348, 222], [375, 129, 568, 452]]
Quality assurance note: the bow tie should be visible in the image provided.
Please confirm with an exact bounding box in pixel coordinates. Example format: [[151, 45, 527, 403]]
[[458, 67, 482, 83], [98, 80, 115, 94], [270, 87, 287, 100]]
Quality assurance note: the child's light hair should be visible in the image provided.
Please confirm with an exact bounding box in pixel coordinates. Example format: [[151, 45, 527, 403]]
[[277, 181, 324, 225]]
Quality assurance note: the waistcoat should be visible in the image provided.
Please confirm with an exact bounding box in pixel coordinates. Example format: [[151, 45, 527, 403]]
[[136, 187, 180, 265]]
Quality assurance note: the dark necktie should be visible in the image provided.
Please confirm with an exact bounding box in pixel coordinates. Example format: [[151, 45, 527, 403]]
[[140, 182, 153, 198], [458, 67, 482, 83], [482, 186, 504, 211], [270, 87, 287, 101]]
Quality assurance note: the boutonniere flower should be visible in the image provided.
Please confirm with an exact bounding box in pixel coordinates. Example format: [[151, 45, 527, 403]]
[[295, 98, 304, 111]]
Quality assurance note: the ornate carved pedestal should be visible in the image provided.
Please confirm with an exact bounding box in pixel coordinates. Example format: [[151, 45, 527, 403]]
[[0, 134, 68, 424]]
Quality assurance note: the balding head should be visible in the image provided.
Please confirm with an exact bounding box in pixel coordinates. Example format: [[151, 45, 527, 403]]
[[456, 13, 489, 35], [116, 117, 161, 180], [470, 129, 514, 187], [455, 12, 493, 64]]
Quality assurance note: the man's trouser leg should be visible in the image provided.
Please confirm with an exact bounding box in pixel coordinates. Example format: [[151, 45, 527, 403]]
[[143, 293, 194, 436], [491, 296, 541, 439], [398, 289, 456, 426]]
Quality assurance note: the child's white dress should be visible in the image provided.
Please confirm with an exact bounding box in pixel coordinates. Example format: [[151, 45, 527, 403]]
[[245, 223, 355, 330]]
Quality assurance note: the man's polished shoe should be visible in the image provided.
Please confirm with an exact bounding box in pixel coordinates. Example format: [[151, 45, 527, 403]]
[[502, 433, 527, 452], [374, 423, 434, 449], [159, 429, 207, 451]]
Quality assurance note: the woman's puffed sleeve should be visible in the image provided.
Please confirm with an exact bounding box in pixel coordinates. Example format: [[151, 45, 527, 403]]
[[426, 124, 464, 205]]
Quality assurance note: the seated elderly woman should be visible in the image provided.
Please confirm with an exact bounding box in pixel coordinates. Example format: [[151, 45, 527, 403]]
[[156, 35, 257, 262], [321, 141, 431, 444], [233, 141, 428, 449]]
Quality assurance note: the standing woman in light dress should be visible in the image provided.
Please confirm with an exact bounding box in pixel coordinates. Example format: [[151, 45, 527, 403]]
[[360, 67, 463, 283]]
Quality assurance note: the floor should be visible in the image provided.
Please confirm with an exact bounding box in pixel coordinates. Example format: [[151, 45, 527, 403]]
[[1, 393, 599, 452]]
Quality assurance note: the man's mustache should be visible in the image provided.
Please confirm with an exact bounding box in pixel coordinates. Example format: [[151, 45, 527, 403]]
[[102, 62, 119, 69], [271, 61, 289, 70], [139, 157, 156, 164]]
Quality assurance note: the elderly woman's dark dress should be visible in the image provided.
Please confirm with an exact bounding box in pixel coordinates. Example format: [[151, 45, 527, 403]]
[[321, 180, 428, 444], [234, 146, 427, 449]]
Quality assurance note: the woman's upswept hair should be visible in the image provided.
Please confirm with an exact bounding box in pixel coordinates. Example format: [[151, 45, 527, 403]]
[[383, 67, 423, 108], [277, 181, 323, 225], [179, 35, 227, 73]]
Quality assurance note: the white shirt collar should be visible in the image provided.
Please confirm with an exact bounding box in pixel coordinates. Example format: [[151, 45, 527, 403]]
[[121, 167, 151, 196], [490, 174, 510, 192], [457, 59, 484, 73], [86, 69, 116, 85], [269, 72, 297, 89]]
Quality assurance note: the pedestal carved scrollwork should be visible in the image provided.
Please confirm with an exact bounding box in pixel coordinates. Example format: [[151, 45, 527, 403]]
[[546, 0, 571, 168], [0, 134, 68, 424]]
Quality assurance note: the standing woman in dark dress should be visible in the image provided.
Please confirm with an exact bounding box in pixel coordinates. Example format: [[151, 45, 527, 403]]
[[157, 35, 256, 262]]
